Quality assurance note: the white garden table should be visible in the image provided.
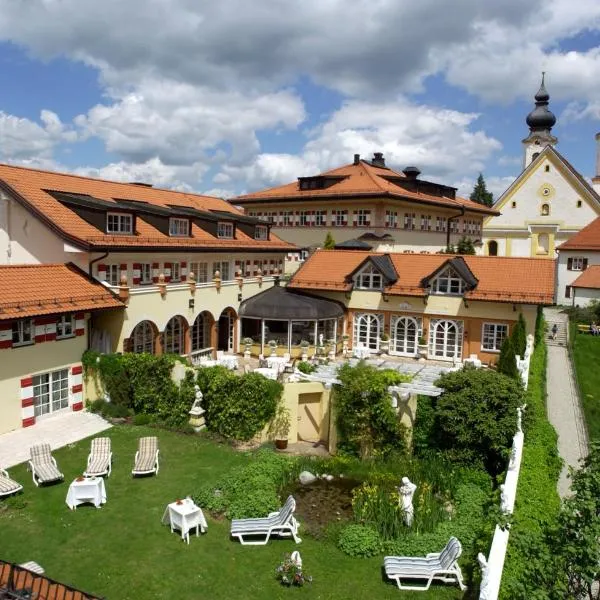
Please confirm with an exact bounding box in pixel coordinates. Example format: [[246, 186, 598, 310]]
[[162, 498, 207, 544], [266, 356, 288, 373], [66, 477, 106, 510], [253, 367, 278, 380]]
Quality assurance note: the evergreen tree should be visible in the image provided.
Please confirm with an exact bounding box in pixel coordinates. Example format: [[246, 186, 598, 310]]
[[456, 236, 476, 255], [497, 336, 519, 380], [511, 313, 527, 358], [470, 173, 494, 207], [323, 231, 336, 249]]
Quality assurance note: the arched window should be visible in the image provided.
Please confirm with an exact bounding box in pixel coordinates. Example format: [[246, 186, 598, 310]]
[[353, 313, 384, 351], [163, 316, 186, 355], [131, 321, 155, 354], [541, 203, 550, 216], [488, 240, 498, 256], [537, 233, 549, 255], [191, 312, 211, 351]]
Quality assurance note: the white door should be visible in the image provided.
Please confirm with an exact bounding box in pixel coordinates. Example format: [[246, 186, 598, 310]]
[[33, 369, 70, 418], [429, 319, 463, 361], [354, 313, 383, 352], [391, 316, 419, 356]]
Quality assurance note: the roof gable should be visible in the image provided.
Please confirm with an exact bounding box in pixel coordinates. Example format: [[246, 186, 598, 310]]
[[348, 254, 398, 285], [421, 256, 478, 290]]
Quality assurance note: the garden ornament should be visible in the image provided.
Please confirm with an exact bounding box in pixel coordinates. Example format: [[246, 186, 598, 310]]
[[290, 551, 302, 568], [398, 476, 417, 526]]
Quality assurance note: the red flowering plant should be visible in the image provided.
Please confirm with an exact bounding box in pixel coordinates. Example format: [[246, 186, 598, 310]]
[[275, 553, 312, 587]]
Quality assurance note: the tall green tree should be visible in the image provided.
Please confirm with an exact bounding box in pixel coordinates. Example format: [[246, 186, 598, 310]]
[[456, 236, 476, 255], [323, 231, 336, 249], [511, 313, 528, 358], [497, 335, 520, 381], [470, 173, 494, 207]]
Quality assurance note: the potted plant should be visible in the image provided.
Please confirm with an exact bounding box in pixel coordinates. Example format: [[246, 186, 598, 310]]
[[300, 339, 310, 362], [271, 404, 291, 450], [327, 338, 336, 359], [268, 339, 278, 357], [380, 333, 390, 354], [418, 334, 428, 360], [242, 337, 253, 359], [276, 552, 312, 587], [342, 334, 350, 357]]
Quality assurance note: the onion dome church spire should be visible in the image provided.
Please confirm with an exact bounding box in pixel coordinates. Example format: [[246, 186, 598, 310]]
[[522, 72, 558, 168]]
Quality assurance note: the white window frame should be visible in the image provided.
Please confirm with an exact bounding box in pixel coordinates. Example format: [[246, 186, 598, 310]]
[[404, 213, 416, 230], [105, 264, 120, 286], [386, 210, 398, 228], [106, 212, 133, 234], [571, 257, 585, 271], [282, 211, 293, 226], [481, 322, 508, 352], [299, 211, 309, 226], [213, 261, 231, 280], [132, 321, 155, 354], [356, 209, 370, 227], [255, 225, 268, 240], [33, 368, 69, 417], [314, 210, 327, 226], [355, 264, 384, 290], [217, 222, 234, 239], [163, 316, 185, 355], [140, 263, 152, 285], [171, 262, 181, 282], [190, 261, 208, 283], [56, 314, 75, 340], [169, 218, 190, 237], [191, 313, 210, 351], [431, 267, 465, 295], [12, 319, 34, 347], [332, 210, 346, 227]]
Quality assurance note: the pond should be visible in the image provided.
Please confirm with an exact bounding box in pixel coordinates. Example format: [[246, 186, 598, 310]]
[[285, 477, 361, 537]]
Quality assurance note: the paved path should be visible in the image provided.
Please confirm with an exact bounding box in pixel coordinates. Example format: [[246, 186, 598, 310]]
[[544, 308, 589, 497], [0, 411, 111, 469]]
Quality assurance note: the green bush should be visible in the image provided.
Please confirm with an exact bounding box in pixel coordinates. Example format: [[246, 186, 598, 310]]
[[511, 313, 527, 358], [133, 413, 152, 426], [338, 524, 382, 557], [334, 363, 408, 459], [198, 369, 282, 441], [434, 368, 525, 477], [226, 485, 280, 519], [88, 398, 107, 414], [497, 335, 519, 379], [412, 396, 437, 456], [297, 361, 316, 374]]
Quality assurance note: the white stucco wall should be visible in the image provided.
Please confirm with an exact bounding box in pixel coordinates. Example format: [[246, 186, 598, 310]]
[[557, 249, 600, 305], [571, 287, 600, 307]]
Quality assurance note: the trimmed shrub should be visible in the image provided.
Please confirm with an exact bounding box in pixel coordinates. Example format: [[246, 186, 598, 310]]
[[497, 335, 519, 380], [511, 313, 527, 358], [338, 524, 382, 557]]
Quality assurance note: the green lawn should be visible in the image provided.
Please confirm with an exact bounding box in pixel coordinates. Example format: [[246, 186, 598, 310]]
[[0, 426, 463, 600], [572, 333, 600, 441]]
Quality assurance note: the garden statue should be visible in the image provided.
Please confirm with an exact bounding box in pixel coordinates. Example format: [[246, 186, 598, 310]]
[[189, 385, 206, 431], [398, 476, 417, 526], [318, 333, 324, 348]]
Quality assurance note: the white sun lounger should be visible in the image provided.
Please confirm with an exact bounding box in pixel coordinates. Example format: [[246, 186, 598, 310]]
[[83, 437, 112, 478], [0, 468, 23, 497], [231, 495, 301, 546], [132, 436, 159, 476], [383, 536, 466, 592], [28, 443, 64, 487]]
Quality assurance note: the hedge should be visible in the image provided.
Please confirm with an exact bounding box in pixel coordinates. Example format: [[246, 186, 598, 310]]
[[499, 311, 561, 599]]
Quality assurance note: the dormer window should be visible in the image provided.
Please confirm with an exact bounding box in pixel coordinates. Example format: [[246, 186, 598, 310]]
[[106, 212, 133, 234], [217, 221, 234, 239], [169, 217, 190, 237], [355, 264, 384, 290], [431, 267, 465, 295], [255, 225, 268, 240]]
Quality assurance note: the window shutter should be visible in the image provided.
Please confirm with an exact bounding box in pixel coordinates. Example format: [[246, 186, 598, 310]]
[[163, 262, 172, 283], [365, 212, 371, 227], [119, 264, 127, 284], [181, 261, 187, 282], [352, 211, 358, 227], [75, 313, 85, 336], [34, 317, 50, 343], [583, 258, 589, 270], [567, 258, 573, 271], [0, 322, 12, 349], [234, 260, 241, 276], [565, 285, 571, 298], [132, 263, 141, 285], [152, 262, 159, 283], [97, 263, 107, 279]]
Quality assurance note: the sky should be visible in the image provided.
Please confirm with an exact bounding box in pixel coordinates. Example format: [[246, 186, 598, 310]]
[[0, 0, 600, 201]]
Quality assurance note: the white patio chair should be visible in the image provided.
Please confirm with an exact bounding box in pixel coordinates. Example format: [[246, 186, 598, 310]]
[[83, 437, 113, 478], [132, 436, 160, 476], [28, 443, 64, 487], [216, 350, 224, 360], [282, 353, 293, 373], [383, 536, 466, 592], [230, 495, 301, 546], [0, 468, 23, 497]]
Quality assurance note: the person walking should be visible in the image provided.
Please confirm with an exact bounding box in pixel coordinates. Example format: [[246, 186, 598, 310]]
[[551, 323, 558, 340]]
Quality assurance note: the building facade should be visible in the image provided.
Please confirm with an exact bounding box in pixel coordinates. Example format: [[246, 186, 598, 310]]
[[284, 250, 554, 365], [232, 153, 497, 268], [482, 77, 600, 258]]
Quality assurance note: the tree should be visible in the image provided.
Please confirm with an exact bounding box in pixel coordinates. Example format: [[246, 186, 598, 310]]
[[456, 236, 476, 255], [497, 335, 520, 380], [434, 368, 524, 477], [470, 173, 494, 207], [511, 313, 527, 358], [323, 231, 336, 249]]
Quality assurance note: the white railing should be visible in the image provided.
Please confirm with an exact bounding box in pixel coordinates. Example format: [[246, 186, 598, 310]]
[[188, 347, 214, 366], [478, 404, 526, 600]]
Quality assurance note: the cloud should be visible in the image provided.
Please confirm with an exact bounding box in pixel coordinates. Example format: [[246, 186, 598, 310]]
[[0, 110, 75, 160], [222, 98, 502, 194]]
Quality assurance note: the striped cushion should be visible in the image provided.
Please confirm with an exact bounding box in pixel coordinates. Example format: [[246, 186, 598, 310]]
[[134, 437, 157, 472], [0, 473, 21, 495], [30, 443, 62, 482], [85, 438, 111, 475]]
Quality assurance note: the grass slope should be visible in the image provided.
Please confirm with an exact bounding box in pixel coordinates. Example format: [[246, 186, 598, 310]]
[[572, 333, 600, 441], [0, 426, 462, 600]]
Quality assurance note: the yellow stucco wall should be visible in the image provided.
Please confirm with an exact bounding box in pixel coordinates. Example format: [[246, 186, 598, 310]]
[[0, 334, 88, 435]]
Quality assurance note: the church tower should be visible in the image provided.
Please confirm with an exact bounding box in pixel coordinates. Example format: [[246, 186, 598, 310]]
[[522, 73, 557, 169]]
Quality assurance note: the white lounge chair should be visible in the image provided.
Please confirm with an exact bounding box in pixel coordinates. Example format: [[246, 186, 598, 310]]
[[383, 536, 466, 592], [28, 444, 64, 487], [231, 495, 301, 546], [132, 436, 159, 476], [83, 437, 112, 478], [0, 468, 23, 497]]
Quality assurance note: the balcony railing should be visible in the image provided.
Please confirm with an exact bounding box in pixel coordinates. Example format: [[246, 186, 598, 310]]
[[188, 347, 214, 366]]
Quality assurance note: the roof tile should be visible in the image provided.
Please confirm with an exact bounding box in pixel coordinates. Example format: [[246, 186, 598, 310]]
[[557, 216, 600, 251], [571, 265, 600, 289]]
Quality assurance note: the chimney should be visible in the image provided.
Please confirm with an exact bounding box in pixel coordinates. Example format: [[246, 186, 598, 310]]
[[593, 133, 600, 194], [353, 153, 360, 165], [372, 152, 385, 167], [402, 166, 421, 179]]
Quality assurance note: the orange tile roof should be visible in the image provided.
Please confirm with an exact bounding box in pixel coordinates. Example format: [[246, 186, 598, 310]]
[[571, 265, 600, 289], [288, 250, 555, 304], [0, 163, 295, 251], [557, 216, 600, 251], [233, 159, 498, 215], [0, 263, 124, 320]]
